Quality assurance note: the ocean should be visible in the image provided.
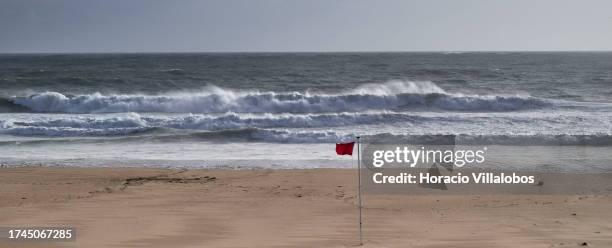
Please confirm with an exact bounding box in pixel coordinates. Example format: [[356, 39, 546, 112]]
[[1, 52, 611, 170]]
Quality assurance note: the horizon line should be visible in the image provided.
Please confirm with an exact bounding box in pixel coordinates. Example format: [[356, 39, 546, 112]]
[[2, 49, 612, 55]]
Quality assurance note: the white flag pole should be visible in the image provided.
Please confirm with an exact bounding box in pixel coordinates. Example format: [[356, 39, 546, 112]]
[[356, 136, 363, 245]]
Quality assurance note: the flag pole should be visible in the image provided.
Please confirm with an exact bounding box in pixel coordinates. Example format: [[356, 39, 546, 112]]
[[356, 136, 363, 245]]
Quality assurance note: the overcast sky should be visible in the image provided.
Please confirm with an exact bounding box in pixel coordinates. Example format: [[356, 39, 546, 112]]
[[1, 0, 612, 53]]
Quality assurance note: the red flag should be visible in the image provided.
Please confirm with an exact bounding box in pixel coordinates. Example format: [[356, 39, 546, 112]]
[[336, 142, 355, 155]]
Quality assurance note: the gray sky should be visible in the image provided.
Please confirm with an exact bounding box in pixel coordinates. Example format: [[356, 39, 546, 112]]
[[1, 0, 612, 53]]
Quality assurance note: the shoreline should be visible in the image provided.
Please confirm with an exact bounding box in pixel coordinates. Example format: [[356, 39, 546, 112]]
[[1, 167, 611, 247]]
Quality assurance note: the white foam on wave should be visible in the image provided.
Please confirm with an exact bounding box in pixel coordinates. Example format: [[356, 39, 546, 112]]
[[349, 80, 446, 95], [9, 81, 547, 113], [0, 112, 401, 137], [1, 111, 611, 146]]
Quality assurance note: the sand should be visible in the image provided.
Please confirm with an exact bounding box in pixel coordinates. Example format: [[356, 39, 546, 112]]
[[0, 167, 611, 247]]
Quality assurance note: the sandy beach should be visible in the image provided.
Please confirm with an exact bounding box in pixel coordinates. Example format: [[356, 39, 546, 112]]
[[0, 167, 610, 248]]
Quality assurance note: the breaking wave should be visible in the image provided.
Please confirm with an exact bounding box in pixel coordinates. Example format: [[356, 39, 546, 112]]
[[1, 111, 611, 146], [5, 81, 548, 113], [0, 112, 413, 136]]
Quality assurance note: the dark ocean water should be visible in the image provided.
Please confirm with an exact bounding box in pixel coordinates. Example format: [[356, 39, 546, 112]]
[[2, 52, 612, 101], [0, 52, 611, 169]]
